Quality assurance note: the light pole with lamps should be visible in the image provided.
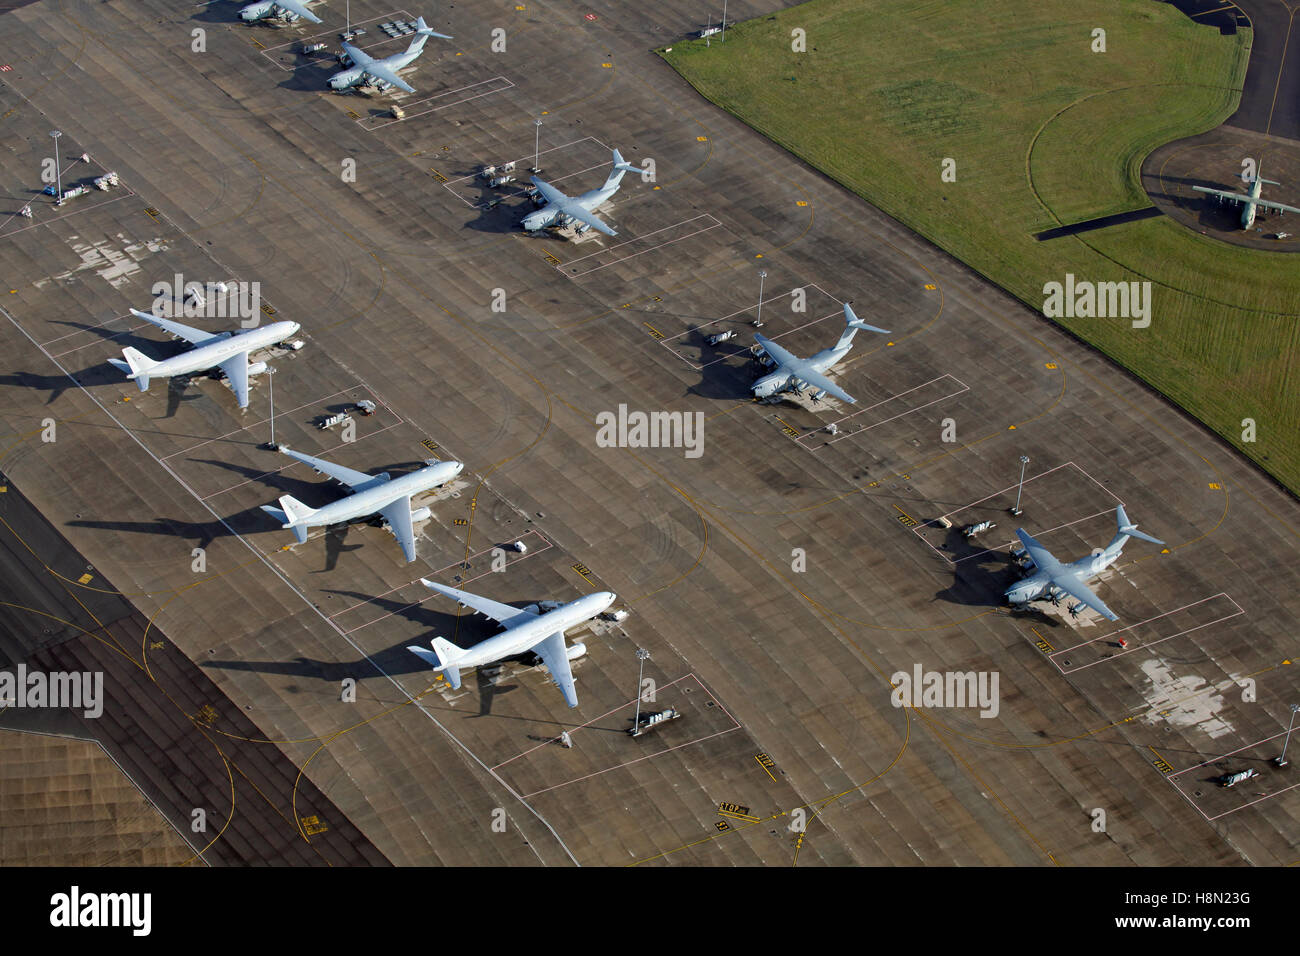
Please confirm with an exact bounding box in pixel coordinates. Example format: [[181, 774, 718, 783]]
[[1275, 703, 1299, 767], [1010, 455, 1030, 516], [632, 647, 650, 735], [49, 130, 62, 201]]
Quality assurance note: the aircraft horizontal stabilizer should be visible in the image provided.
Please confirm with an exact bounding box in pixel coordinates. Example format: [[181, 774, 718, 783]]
[[1115, 504, 1164, 546], [259, 504, 288, 525], [611, 148, 640, 173], [414, 16, 453, 38]]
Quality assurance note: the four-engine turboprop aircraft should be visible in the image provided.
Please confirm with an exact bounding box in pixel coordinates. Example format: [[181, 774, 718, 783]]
[[751, 302, 890, 404], [1193, 163, 1300, 229], [239, 0, 323, 24], [260, 446, 463, 562], [408, 580, 616, 707], [523, 149, 641, 236], [329, 16, 452, 93], [1005, 505, 1164, 621], [107, 309, 300, 409]]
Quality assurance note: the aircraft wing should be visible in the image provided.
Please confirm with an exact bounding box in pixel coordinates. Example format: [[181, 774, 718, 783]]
[[129, 309, 228, 347], [341, 41, 373, 67], [788, 364, 856, 404], [561, 203, 617, 237], [363, 61, 415, 93], [530, 177, 569, 205], [275, 0, 322, 23], [1253, 197, 1300, 216], [279, 446, 384, 490], [378, 494, 417, 563], [1191, 186, 1246, 205], [217, 352, 251, 408], [421, 579, 540, 628], [531, 631, 578, 708], [1047, 569, 1118, 622], [1014, 529, 1063, 574], [754, 333, 802, 368]]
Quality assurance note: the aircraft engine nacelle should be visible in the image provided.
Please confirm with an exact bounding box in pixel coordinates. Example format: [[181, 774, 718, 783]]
[[565, 641, 586, 661], [410, 507, 431, 523], [812, 389, 827, 402], [247, 361, 268, 376], [240, 0, 276, 19]]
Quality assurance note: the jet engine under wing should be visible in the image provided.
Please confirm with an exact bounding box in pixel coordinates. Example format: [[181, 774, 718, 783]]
[[754, 334, 858, 404], [218, 353, 251, 409], [276, 0, 323, 23], [421, 579, 541, 628], [378, 494, 417, 563], [361, 62, 415, 93], [129, 308, 229, 347], [532, 631, 578, 708], [279, 446, 386, 490]]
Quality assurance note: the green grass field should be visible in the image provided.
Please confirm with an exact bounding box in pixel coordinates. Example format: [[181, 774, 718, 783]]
[[661, 1, 1300, 491]]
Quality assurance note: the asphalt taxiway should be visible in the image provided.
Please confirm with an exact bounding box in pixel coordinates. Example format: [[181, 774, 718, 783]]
[[0, 0, 1296, 866]]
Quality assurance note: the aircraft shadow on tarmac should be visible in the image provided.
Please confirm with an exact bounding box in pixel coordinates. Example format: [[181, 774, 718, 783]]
[[685, 343, 764, 402], [66, 515, 233, 551]]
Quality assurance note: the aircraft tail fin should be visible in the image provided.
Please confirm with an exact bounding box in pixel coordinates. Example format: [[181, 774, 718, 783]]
[[408, 637, 468, 689], [835, 303, 891, 350], [1103, 504, 1164, 557], [117, 347, 160, 391], [603, 149, 640, 189], [275, 495, 317, 542]]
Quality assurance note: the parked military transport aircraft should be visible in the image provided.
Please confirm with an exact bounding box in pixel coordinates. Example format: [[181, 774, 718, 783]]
[[523, 149, 641, 236], [107, 309, 299, 409], [239, 0, 323, 24], [260, 447, 463, 562], [1193, 164, 1300, 229], [408, 580, 616, 708], [329, 17, 452, 93], [751, 302, 890, 404], [1005, 505, 1164, 621]]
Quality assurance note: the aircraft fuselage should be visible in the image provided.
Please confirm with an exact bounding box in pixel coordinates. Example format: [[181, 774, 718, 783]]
[[450, 591, 615, 670], [142, 320, 299, 380], [296, 460, 463, 528]]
